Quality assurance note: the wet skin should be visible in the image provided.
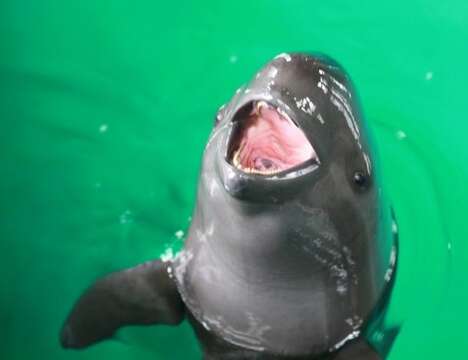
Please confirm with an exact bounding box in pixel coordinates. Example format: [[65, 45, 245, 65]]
[[60, 53, 397, 359]]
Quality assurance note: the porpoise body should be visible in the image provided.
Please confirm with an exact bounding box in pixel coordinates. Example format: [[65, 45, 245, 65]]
[[60, 53, 398, 360]]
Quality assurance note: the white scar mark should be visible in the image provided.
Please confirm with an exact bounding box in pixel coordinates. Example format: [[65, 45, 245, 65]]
[[330, 330, 361, 352], [196, 229, 208, 243], [209, 178, 219, 196], [206, 222, 214, 236], [267, 67, 278, 78], [266, 80, 275, 91]]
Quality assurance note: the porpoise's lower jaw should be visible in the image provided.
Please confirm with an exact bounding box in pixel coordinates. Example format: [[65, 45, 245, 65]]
[[229, 101, 317, 175]]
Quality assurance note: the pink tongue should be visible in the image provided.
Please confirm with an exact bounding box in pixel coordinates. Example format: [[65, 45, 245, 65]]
[[235, 104, 315, 172]]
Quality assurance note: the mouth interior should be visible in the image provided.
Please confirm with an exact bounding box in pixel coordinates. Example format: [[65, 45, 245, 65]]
[[229, 101, 317, 175]]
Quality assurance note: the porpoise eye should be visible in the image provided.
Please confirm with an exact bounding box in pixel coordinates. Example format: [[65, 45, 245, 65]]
[[353, 171, 369, 189]]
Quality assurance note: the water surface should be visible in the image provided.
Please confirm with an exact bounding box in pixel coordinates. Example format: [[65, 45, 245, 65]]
[[1, 1, 467, 359]]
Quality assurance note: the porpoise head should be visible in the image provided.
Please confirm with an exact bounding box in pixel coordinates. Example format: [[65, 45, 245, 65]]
[[173, 53, 397, 357]]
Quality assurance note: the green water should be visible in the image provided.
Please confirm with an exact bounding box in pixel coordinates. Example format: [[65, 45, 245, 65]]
[[1, 1, 467, 359]]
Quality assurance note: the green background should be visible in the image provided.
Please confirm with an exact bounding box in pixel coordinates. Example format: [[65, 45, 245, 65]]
[[1, 1, 467, 359]]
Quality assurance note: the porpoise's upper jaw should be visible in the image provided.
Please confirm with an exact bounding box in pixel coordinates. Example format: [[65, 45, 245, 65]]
[[227, 100, 319, 176]]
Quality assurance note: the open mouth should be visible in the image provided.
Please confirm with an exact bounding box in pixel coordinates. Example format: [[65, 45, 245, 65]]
[[228, 101, 318, 175]]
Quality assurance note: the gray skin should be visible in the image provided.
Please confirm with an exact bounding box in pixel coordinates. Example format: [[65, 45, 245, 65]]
[[60, 53, 397, 359]]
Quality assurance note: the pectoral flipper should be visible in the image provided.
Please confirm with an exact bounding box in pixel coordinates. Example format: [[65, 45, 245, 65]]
[[60, 260, 184, 348]]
